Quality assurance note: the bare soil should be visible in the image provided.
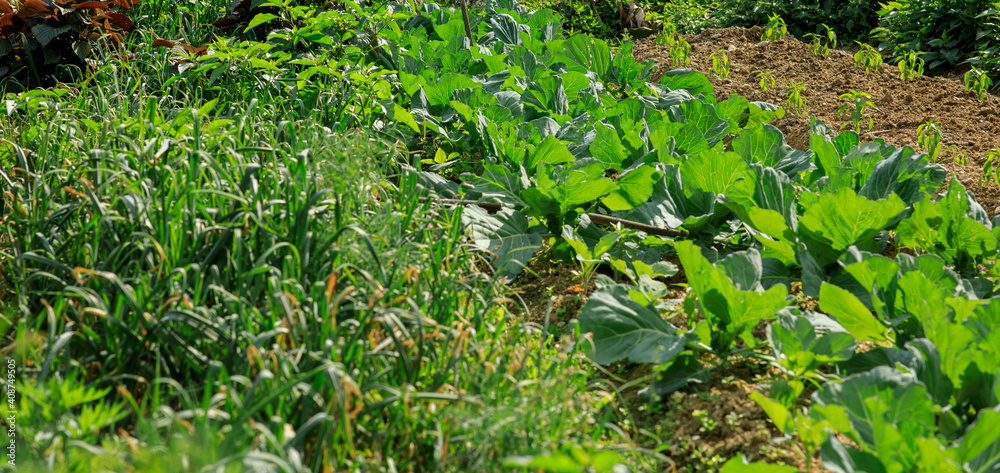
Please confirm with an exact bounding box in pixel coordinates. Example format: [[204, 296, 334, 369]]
[[632, 26, 1000, 216]]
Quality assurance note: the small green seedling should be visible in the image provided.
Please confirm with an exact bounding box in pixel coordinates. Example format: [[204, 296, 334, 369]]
[[658, 22, 677, 47], [762, 14, 787, 41], [710, 49, 730, 78], [981, 147, 1000, 189], [670, 38, 692, 66], [805, 24, 837, 57], [916, 120, 944, 161], [757, 70, 776, 91], [784, 80, 808, 116], [964, 66, 993, 100], [836, 89, 878, 133], [853, 42, 882, 72], [897, 51, 925, 80]]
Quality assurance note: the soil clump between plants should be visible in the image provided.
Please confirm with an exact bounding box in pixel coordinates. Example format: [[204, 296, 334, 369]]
[[632, 26, 1000, 216]]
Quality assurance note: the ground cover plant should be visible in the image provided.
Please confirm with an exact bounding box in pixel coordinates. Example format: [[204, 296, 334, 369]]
[[4, 0, 1000, 472]]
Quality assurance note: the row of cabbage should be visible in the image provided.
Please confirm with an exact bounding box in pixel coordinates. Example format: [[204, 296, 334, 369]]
[[373, 1, 1000, 471]]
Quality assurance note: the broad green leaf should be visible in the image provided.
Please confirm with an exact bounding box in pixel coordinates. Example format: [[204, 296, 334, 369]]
[[579, 285, 687, 365], [521, 76, 569, 120], [626, 164, 715, 233], [667, 99, 729, 148], [716, 94, 751, 133], [959, 408, 1000, 473], [425, 73, 481, 108], [798, 188, 904, 266], [249, 58, 279, 71], [557, 34, 611, 79], [461, 206, 542, 281], [490, 13, 526, 45], [676, 241, 788, 353], [602, 163, 659, 211], [858, 146, 947, 204], [904, 339, 954, 407], [590, 123, 628, 170], [811, 367, 936, 472], [657, 69, 714, 101], [526, 160, 617, 218], [682, 149, 756, 206], [730, 124, 813, 179], [729, 205, 797, 265], [808, 132, 842, 185], [526, 135, 574, 170], [896, 179, 997, 273], [245, 13, 278, 32], [749, 391, 792, 433], [819, 283, 891, 343], [434, 17, 467, 41]]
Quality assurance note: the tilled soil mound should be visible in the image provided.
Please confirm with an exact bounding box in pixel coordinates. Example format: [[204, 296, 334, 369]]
[[633, 26, 1000, 216]]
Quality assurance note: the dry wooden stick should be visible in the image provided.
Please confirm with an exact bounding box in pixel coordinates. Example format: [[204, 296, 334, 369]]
[[420, 198, 686, 237], [460, 0, 474, 44]]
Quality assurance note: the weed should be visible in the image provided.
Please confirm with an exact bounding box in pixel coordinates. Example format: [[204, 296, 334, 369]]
[[836, 89, 878, 133], [784, 80, 808, 116], [964, 66, 994, 100], [897, 50, 925, 80], [805, 24, 837, 57], [671, 38, 692, 67], [757, 70, 776, 91], [853, 42, 883, 72], [916, 120, 944, 161], [762, 14, 787, 41], [657, 22, 678, 47], [710, 49, 730, 78], [981, 147, 1000, 189]]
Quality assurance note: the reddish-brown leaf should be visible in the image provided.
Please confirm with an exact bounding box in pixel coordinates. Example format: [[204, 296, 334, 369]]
[[181, 43, 206, 55], [103, 11, 133, 30], [0, 13, 18, 36], [0, 0, 13, 15], [108, 30, 122, 45], [151, 39, 174, 48], [16, 0, 55, 19], [75, 1, 109, 9]]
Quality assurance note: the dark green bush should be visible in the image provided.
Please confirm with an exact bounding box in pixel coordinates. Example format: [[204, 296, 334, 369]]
[[716, 0, 878, 42], [872, 0, 1000, 77]]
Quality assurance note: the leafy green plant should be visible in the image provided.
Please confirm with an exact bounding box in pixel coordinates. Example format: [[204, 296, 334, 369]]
[[0, 0, 139, 89], [980, 147, 1000, 188], [805, 23, 837, 57], [670, 37, 692, 67], [709, 48, 730, 78], [784, 80, 808, 115], [872, 0, 1000, 76], [562, 225, 620, 286], [896, 50, 925, 80], [916, 120, 944, 161], [853, 41, 883, 72], [964, 66, 993, 100], [657, 21, 678, 46], [836, 89, 878, 133], [761, 13, 787, 41], [896, 178, 997, 274], [715, 0, 877, 44], [757, 70, 776, 91]]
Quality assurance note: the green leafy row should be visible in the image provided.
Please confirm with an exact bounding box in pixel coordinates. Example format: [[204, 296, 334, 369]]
[[377, 2, 1000, 471]]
